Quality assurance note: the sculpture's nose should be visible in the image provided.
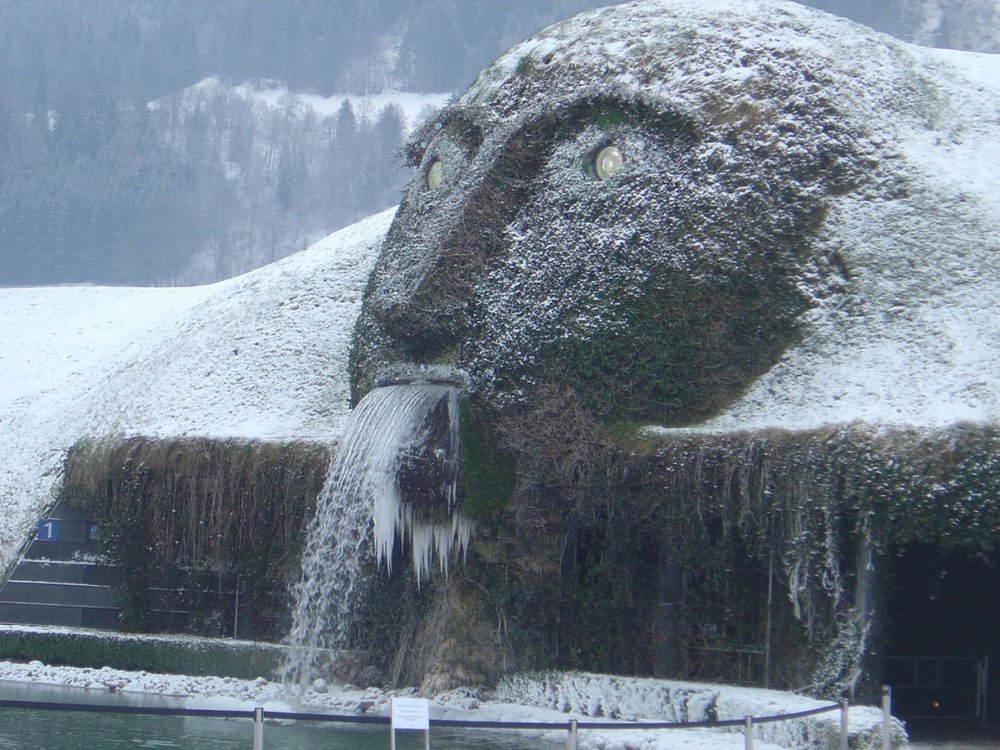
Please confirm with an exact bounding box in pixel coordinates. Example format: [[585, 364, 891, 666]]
[[368, 242, 474, 362]]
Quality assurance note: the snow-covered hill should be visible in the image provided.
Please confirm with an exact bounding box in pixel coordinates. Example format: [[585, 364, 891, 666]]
[[0, 209, 392, 572], [339, 0, 1000, 693], [691, 42, 1000, 432], [357, 0, 1000, 433]]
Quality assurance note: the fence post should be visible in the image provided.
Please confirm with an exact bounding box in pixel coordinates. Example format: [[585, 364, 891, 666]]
[[979, 656, 989, 724], [567, 718, 578, 750], [839, 699, 849, 750], [744, 715, 754, 750], [881, 685, 892, 750], [253, 706, 264, 750]]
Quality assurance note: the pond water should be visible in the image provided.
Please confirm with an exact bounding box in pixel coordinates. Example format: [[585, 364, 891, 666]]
[[0, 681, 558, 750]]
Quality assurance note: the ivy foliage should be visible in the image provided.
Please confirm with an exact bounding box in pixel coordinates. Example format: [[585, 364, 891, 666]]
[[61, 437, 330, 640], [458, 395, 516, 522], [402, 422, 999, 693], [537, 261, 810, 424], [569, 422, 1000, 694], [0, 629, 286, 679]]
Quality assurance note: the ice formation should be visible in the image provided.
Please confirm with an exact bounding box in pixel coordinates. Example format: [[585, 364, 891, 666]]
[[283, 383, 472, 687]]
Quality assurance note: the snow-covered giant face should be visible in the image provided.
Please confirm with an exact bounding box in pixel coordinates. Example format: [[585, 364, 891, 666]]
[[351, 0, 864, 426]]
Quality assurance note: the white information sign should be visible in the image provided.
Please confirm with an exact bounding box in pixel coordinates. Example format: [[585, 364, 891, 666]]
[[392, 697, 430, 730]]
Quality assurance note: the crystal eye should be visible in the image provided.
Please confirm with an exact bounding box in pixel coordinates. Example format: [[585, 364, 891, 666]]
[[592, 145, 623, 181], [427, 160, 444, 189]]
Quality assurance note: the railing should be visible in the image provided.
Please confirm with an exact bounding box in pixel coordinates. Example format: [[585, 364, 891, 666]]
[[0, 691, 904, 750]]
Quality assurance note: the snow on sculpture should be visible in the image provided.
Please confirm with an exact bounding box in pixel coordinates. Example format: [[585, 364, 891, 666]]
[[343, 0, 1000, 693], [353, 0, 999, 429]]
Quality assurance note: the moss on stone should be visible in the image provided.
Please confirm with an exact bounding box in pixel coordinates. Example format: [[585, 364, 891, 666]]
[[62, 437, 330, 641], [458, 397, 516, 522]]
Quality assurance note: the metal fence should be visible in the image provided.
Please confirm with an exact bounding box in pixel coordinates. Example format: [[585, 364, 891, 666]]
[[1, 690, 900, 750]]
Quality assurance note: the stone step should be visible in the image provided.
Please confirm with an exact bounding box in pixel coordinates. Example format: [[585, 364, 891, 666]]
[[21, 539, 104, 562], [0, 601, 120, 630], [42, 505, 93, 522], [33, 518, 99, 545], [12, 560, 117, 586], [0, 580, 118, 608]]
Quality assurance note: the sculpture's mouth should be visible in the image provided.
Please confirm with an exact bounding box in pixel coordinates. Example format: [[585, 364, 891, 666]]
[[373, 363, 468, 390], [363, 366, 466, 528]]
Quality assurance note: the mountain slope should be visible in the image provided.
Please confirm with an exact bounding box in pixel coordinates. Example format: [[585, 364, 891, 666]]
[[0, 209, 392, 572]]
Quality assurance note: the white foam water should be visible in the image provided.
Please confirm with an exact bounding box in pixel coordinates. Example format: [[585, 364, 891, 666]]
[[282, 383, 473, 689]]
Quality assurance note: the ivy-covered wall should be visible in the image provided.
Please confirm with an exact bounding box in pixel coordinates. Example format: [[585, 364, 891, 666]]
[[351, 420, 998, 695], [521, 424, 999, 694], [335, 0, 1000, 690], [61, 437, 330, 641]]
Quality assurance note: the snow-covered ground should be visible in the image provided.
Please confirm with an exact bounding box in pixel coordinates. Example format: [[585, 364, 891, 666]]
[[0, 208, 393, 573], [0, 655, 898, 750], [172, 76, 452, 133]]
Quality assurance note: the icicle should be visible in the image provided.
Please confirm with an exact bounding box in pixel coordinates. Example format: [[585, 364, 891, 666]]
[[282, 381, 472, 690]]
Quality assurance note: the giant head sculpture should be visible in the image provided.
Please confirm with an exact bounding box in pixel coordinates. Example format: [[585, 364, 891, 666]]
[[351, 0, 870, 426], [346, 0, 999, 690]]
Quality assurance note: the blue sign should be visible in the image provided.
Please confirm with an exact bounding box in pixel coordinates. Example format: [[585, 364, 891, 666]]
[[37, 519, 60, 542]]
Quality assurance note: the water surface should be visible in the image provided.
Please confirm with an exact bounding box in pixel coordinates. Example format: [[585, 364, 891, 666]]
[[0, 681, 555, 750]]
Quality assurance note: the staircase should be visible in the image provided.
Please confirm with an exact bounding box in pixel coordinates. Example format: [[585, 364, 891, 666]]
[[0, 501, 121, 629]]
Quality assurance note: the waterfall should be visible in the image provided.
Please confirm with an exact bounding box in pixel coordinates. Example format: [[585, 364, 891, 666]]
[[282, 382, 473, 689]]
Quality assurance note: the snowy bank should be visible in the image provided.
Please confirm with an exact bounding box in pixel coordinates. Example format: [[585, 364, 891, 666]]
[[499, 672, 903, 750]]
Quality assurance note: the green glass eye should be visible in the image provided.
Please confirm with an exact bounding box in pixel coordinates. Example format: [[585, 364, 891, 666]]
[[427, 160, 444, 189], [593, 145, 623, 181]]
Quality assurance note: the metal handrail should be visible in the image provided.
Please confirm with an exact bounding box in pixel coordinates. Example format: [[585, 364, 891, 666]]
[[0, 696, 840, 726], [0, 694, 868, 750]]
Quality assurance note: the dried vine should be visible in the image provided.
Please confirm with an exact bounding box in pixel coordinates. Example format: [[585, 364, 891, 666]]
[[61, 436, 330, 639]]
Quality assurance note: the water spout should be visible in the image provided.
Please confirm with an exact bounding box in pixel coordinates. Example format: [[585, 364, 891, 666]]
[[282, 381, 471, 689]]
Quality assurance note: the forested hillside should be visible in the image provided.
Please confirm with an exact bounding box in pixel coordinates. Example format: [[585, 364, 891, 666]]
[[800, 0, 1000, 52], [0, 0, 613, 285], [0, 0, 996, 286]]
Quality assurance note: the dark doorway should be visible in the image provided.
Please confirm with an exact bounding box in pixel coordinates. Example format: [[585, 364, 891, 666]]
[[883, 543, 1000, 724]]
